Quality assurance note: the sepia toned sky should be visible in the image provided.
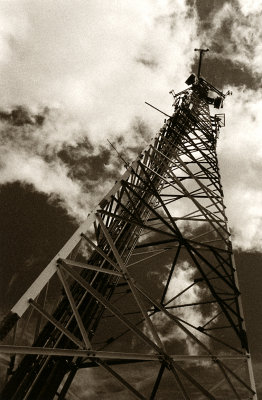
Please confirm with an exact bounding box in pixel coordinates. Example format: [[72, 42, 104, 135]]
[[0, 0, 261, 397]]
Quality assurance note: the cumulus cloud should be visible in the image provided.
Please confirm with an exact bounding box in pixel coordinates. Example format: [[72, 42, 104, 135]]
[[150, 261, 216, 354], [238, 0, 262, 16], [0, 0, 261, 252], [198, 1, 262, 76], [218, 87, 262, 250], [0, 111, 117, 220], [0, 0, 199, 221], [189, 1, 262, 251], [0, 0, 198, 131]]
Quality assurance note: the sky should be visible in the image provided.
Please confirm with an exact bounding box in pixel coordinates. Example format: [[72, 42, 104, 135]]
[[0, 0, 262, 397]]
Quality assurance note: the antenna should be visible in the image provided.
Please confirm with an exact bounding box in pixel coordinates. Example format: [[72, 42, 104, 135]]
[[107, 139, 129, 167], [194, 48, 209, 78], [145, 102, 171, 118], [0, 60, 257, 400]]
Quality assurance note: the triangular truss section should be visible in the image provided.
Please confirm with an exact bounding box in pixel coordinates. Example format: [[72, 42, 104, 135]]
[[0, 77, 257, 399]]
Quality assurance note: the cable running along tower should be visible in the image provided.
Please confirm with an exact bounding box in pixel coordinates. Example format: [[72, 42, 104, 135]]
[[0, 52, 257, 399]]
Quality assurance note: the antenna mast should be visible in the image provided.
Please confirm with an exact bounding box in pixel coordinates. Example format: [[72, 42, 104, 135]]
[[0, 53, 257, 400], [194, 48, 209, 77]]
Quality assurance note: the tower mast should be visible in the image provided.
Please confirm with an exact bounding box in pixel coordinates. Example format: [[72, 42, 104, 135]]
[[194, 48, 209, 77], [0, 56, 257, 399]]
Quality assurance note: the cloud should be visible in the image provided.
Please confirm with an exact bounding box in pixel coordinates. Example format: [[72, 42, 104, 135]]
[[0, 0, 261, 251], [69, 362, 160, 400], [218, 87, 262, 250], [0, 0, 199, 221], [0, 0, 198, 133], [198, 1, 262, 77], [189, 1, 262, 251], [0, 148, 86, 218], [237, 0, 262, 16], [149, 261, 216, 355]]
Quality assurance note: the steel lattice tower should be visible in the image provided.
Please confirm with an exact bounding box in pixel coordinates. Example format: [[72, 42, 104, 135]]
[[0, 59, 257, 399]]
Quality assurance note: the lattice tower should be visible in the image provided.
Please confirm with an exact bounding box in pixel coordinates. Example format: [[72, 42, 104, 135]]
[[0, 73, 257, 399]]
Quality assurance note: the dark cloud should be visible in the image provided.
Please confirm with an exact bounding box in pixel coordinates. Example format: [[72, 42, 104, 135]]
[[0, 181, 76, 311], [191, 57, 259, 90], [188, 0, 230, 21], [57, 141, 112, 182], [235, 252, 262, 362], [136, 57, 158, 70], [0, 106, 46, 127], [187, 1, 261, 91]]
